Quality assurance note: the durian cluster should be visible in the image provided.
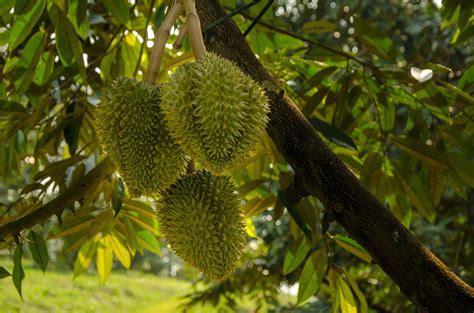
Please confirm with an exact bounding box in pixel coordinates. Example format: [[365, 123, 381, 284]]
[[157, 170, 246, 280], [94, 77, 189, 196], [95, 53, 269, 280], [161, 53, 270, 173]]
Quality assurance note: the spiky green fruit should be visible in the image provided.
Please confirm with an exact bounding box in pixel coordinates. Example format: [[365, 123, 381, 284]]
[[95, 77, 189, 196], [157, 170, 246, 280], [161, 53, 269, 173]]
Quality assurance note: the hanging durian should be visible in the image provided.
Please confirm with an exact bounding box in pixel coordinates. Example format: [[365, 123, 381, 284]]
[[161, 53, 269, 173], [95, 77, 189, 196], [156, 170, 247, 280]]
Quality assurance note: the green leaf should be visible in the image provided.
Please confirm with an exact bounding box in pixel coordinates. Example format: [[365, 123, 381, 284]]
[[328, 268, 340, 313], [301, 66, 338, 95], [245, 217, 257, 238], [112, 177, 125, 216], [0, 0, 14, 15], [73, 236, 99, 278], [48, 4, 73, 65], [8, 0, 45, 51], [68, 0, 90, 39], [302, 20, 336, 33], [334, 234, 372, 263], [437, 80, 474, 104], [458, 64, 474, 90], [0, 266, 11, 279], [14, 30, 47, 93], [109, 233, 132, 269], [298, 257, 319, 305], [12, 245, 25, 299], [390, 136, 449, 169], [447, 152, 474, 187], [237, 179, 267, 197], [119, 33, 141, 77], [353, 16, 395, 61], [283, 237, 310, 275], [343, 269, 368, 313], [387, 178, 412, 227], [359, 152, 383, 187], [337, 275, 357, 313], [278, 190, 312, 240], [3, 56, 18, 74], [48, 3, 87, 82], [33, 51, 55, 86], [392, 161, 434, 220], [243, 195, 277, 216], [302, 86, 330, 117], [124, 199, 156, 219], [297, 248, 327, 305], [0, 100, 26, 114], [102, 0, 130, 25], [429, 166, 444, 207], [136, 231, 161, 255], [125, 218, 139, 251], [309, 118, 357, 150], [379, 102, 395, 133], [96, 236, 113, 284], [27, 230, 49, 272], [63, 103, 83, 155]]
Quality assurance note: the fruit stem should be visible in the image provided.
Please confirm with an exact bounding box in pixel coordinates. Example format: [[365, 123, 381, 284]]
[[183, 0, 207, 59], [173, 20, 188, 50], [145, 2, 184, 85]]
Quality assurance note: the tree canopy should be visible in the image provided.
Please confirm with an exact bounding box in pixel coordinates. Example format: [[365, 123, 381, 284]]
[[1, 0, 473, 312]]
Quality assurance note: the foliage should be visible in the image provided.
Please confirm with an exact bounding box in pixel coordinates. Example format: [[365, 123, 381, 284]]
[[0, 0, 473, 312]]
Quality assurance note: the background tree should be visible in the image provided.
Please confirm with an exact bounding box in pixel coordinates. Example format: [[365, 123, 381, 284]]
[[0, 0, 473, 312]]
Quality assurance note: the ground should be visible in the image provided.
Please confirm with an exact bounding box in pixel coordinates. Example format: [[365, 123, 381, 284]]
[[0, 258, 202, 313]]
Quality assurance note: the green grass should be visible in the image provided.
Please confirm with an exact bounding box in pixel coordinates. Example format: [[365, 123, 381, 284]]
[[0, 260, 198, 313]]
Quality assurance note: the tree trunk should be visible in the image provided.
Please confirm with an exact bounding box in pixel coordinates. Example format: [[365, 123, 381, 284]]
[[196, 1, 474, 311]]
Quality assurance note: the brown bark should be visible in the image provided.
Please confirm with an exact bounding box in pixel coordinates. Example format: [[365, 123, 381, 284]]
[[196, 0, 474, 311]]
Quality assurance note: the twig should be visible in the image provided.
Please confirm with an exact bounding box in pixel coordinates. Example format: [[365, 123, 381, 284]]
[[229, 7, 377, 70], [174, 20, 189, 49], [203, 0, 262, 34], [183, 0, 206, 59], [133, 0, 156, 77], [145, 2, 184, 84], [243, 0, 273, 37]]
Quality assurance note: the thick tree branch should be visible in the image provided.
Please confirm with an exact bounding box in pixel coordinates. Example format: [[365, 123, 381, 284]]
[[196, 1, 474, 311], [0, 158, 116, 240]]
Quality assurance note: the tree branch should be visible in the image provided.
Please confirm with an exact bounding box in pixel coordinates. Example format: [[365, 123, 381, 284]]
[[196, 1, 474, 311], [0, 158, 116, 240]]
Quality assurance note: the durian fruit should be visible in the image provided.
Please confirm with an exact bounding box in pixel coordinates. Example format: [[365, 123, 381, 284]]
[[95, 77, 189, 196], [161, 53, 269, 173], [157, 170, 246, 280]]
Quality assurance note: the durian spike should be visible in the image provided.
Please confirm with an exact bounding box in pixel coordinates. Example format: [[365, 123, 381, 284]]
[[145, 2, 184, 84], [183, 0, 206, 59], [173, 20, 188, 49]]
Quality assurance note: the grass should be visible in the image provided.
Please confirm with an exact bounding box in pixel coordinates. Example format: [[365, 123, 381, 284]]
[[0, 259, 199, 313]]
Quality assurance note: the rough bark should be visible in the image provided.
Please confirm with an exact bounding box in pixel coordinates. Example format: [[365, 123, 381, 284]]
[[196, 1, 474, 311]]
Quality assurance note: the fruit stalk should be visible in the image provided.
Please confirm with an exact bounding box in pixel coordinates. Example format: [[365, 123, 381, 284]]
[[173, 20, 189, 49], [145, 2, 184, 84], [183, 0, 206, 59]]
